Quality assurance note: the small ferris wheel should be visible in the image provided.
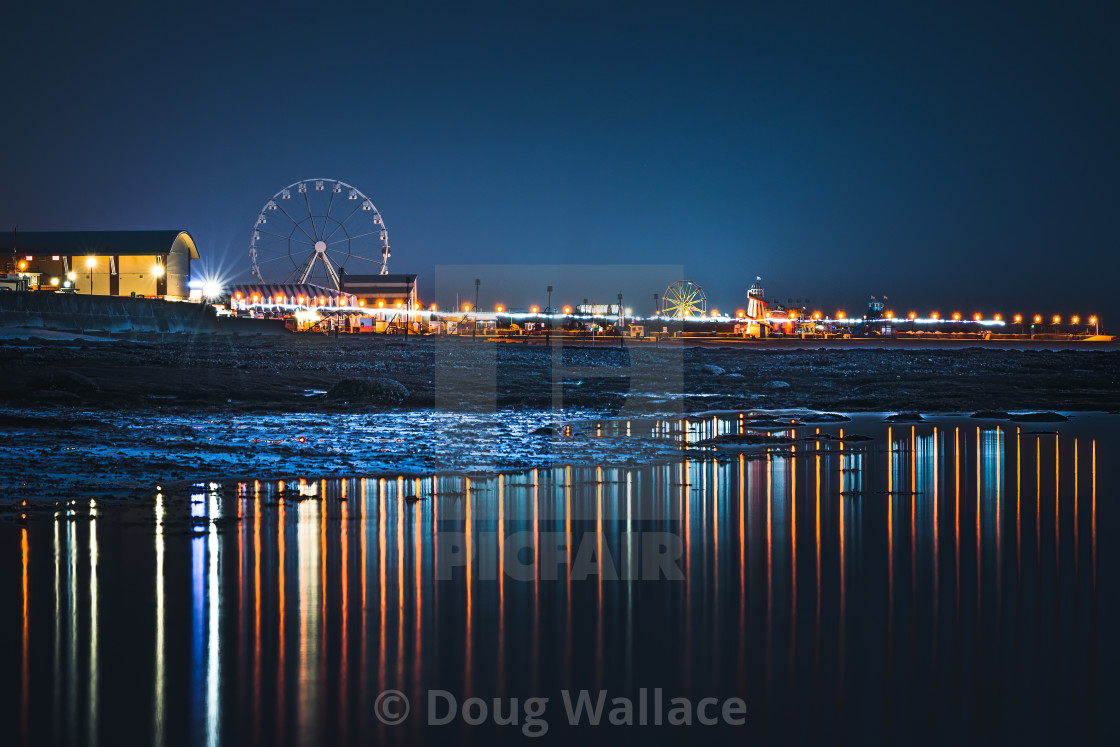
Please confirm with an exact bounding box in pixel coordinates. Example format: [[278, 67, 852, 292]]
[[661, 280, 707, 320], [249, 178, 391, 290]]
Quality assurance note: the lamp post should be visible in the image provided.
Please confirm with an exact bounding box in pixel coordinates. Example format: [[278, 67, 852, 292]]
[[546, 285, 553, 346], [618, 292, 624, 348], [473, 278, 480, 341]]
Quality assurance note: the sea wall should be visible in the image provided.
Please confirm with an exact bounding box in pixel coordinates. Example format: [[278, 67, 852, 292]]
[[0, 291, 286, 334]]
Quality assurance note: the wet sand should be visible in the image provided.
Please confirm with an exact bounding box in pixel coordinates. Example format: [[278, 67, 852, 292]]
[[2, 334, 1118, 413], [2, 334, 1116, 506]]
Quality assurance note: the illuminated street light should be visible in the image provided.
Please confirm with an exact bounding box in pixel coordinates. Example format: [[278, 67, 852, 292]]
[[430, 304, 438, 311], [837, 311, 845, 320], [530, 306, 539, 313], [473, 278, 480, 342], [1071, 316, 1080, 324], [994, 314, 1002, 322], [563, 306, 571, 314], [1013, 314, 1022, 323], [496, 305, 504, 313], [973, 313, 982, 321], [1033, 315, 1042, 324], [1052, 315, 1061, 325], [908, 311, 916, 320], [931, 312, 940, 320], [153, 265, 165, 277], [463, 304, 471, 312], [86, 257, 96, 295], [952, 312, 961, 321]]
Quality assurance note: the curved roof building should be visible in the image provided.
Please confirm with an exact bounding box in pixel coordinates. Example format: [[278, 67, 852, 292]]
[[3, 230, 199, 300]]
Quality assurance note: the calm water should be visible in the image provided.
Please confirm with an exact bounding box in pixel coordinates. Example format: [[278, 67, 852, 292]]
[[3, 413, 1112, 745]]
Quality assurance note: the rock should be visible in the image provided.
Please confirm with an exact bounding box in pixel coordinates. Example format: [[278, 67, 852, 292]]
[[702, 364, 726, 375], [325, 378, 409, 405], [1008, 412, 1069, 423], [801, 412, 852, 423], [695, 433, 795, 447], [530, 426, 556, 436], [884, 412, 924, 422], [765, 380, 790, 389], [33, 369, 100, 394]]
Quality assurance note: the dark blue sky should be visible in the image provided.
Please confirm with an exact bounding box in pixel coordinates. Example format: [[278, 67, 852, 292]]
[[3, 1, 1117, 321]]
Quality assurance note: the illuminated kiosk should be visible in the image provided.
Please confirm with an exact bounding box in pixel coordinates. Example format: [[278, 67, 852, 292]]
[[340, 273, 417, 308], [2, 230, 199, 300], [229, 283, 359, 331]]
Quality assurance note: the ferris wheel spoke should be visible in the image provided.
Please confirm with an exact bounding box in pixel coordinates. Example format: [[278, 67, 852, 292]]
[[327, 229, 381, 246], [323, 203, 364, 243], [323, 191, 337, 238], [257, 228, 314, 246], [344, 254, 387, 273], [346, 253, 385, 264], [302, 190, 318, 240], [293, 252, 318, 284], [319, 252, 341, 289], [273, 202, 317, 243]]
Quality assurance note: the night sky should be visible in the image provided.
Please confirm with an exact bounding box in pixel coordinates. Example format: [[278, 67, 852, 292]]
[[3, 1, 1117, 322]]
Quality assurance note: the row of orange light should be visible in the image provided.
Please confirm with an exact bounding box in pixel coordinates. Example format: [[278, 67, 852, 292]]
[[235, 292, 426, 310], [453, 304, 574, 314], [235, 292, 340, 306], [810, 310, 1096, 324], [18, 257, 164, 276], [229, 293, 1100, 326]]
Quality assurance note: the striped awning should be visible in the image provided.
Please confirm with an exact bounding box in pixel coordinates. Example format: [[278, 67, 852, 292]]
[[229, 282, 358, 306]]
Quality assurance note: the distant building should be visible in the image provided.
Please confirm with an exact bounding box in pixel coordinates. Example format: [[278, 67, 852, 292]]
[[339, 273, 418, 310], [2, 230, 199, 300]]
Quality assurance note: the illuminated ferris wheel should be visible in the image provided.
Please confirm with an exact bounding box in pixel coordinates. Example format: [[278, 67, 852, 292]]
[[248, 178, 390, 290], [661, 280, 707, 320]]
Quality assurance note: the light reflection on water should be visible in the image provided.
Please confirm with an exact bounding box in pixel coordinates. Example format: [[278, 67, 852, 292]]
[[8, 414, 1106, 746]]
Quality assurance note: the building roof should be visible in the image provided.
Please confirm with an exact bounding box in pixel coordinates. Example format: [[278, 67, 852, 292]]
[[340, 273, 417, 284], [2, 230, 200, 259]]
